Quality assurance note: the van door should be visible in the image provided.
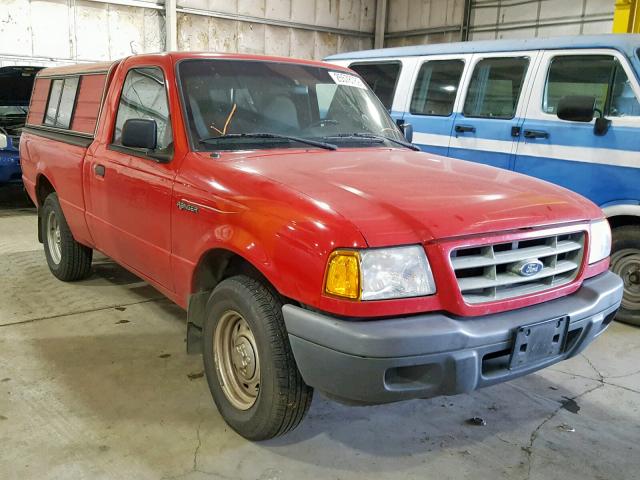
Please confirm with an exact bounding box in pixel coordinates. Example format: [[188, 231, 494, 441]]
[[85, 65, 177, 290], [402, 55, 470, 156], [514, 49, 640, 206], [449, 51, 540, 170]]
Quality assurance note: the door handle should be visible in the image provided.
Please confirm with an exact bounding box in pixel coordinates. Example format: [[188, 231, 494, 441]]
[[523, 129, 549, 139], [455, 124, 476, 133], [94, 164, 105, 177]]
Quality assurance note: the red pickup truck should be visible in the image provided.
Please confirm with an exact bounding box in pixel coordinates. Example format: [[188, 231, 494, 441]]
[[20, 53, 622, 440]]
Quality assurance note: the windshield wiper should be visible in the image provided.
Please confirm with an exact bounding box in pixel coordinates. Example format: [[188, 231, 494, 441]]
[[199, 133, 337, 151], [349, 132, 421, 151]]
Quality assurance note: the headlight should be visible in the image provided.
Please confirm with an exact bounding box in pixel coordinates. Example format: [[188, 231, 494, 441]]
[[588, 219, 611, 264], [324, 245, 436, 300]]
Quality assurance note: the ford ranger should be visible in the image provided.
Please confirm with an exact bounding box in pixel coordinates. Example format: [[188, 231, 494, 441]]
[[20, 53, 623, 440]]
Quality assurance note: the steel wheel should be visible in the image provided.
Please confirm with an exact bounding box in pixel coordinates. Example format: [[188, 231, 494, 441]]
[[214, 310, 260, 410], [46, 209, 62, 265], [611, 248, 640, 312]]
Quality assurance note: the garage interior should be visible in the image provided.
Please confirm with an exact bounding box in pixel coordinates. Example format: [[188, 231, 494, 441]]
[[1, 1, 640, 479]]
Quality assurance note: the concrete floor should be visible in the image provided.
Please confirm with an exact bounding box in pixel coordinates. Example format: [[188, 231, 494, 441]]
[[0, 186, 639, 480]]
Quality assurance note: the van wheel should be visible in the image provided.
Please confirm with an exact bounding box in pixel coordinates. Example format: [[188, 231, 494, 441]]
[[41, 193, 93, 281], [202, 275, 313, 440], [611, 226, 640, 326]]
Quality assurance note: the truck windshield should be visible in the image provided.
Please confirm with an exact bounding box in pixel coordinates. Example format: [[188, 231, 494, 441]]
[[178, 59, 406, 151]]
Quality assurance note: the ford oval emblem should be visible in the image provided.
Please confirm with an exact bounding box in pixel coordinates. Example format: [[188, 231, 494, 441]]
[[512, 259, 544, 277]]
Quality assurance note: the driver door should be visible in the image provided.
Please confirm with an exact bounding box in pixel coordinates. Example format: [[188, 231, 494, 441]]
[[85, 65, 177, 290]]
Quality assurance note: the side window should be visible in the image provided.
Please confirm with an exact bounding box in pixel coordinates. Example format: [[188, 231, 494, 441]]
[[545, 55, 640, 117], [44, 77, 79, 128], [410, 59, 465, 116], [463, 57, 529, 119], [113, 67, 173, 153], [349, 62, 401, 110]]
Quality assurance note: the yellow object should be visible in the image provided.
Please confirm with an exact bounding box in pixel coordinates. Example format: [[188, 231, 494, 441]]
[[325, 250, 361, 299], [613, 0, 640, 33]]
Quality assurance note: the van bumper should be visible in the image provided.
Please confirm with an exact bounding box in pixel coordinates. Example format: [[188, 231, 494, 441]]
[[282, 271, 623, 404]]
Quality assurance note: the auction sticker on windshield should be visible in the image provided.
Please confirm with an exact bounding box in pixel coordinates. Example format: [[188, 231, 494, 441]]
[[329, 71, 367, 89]]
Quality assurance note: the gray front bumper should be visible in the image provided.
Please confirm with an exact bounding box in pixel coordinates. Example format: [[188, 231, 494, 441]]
[[283, 271, 623, 404]]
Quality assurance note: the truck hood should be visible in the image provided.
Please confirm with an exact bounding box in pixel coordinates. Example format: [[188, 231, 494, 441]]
[[221, 148, 601, 246], [0, 66, 42, 107]]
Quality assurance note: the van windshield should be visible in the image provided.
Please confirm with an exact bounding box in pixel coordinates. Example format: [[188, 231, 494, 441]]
[[178, 59, 406, 151]]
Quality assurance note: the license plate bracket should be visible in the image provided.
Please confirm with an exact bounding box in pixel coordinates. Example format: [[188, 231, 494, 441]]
[[509, 316, 569, 370]]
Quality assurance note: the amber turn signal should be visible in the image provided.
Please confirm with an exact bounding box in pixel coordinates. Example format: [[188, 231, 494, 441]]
[[324, 250, 361, 299]]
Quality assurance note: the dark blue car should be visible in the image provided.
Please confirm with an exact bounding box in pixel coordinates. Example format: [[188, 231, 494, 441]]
[[0, 66, 42, 184]]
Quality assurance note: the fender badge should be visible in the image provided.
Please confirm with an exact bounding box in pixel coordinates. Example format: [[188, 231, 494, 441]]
[[176, 200, 199, 214]]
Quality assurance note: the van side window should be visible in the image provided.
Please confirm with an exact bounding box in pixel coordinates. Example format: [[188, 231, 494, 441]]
[[113, 67, 173, 152], [463, 57, 529, 119], [44, 76, 79, 129], [545, 55, 640, 118], [410, 60, 464, 116], [349, 62, 401, 110]]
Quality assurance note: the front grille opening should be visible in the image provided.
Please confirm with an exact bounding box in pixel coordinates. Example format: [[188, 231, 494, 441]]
[[385, 364, 443, 391], [482, 348, 511, 376], [451, 230, 585, 304], [565, 328, 583, 351]]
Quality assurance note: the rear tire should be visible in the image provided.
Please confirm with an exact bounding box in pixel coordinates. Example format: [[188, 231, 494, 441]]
[[41, 193, 93, 281], [202, 275, 313, 440], [611, 225, 640, 326]]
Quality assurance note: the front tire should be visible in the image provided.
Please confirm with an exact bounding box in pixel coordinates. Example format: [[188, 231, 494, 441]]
[[202, 275, 313, 440], [41, 193, 93, 281], [611, 226, 640, 326]]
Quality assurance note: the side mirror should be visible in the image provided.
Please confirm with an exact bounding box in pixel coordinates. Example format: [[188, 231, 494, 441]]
[[122, 118, 157, 150], [557, 95, 611, 136], [396, 119, 413, 143], [0, 132, 7, 149], [557, 95, 596, 123]]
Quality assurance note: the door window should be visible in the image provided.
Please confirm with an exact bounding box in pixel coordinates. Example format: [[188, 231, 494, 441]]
[[410, 59, 465, 116], [349, 62, 401, 110], [463, 57, 529, 119], [113, 67, 173, 153], [44, 77, 79, 128], [544, 55, 640, 117]]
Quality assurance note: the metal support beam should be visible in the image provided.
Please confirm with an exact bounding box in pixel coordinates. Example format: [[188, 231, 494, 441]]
[[374, 0, 387, 49], [613, 0, 640, 33], [166, 0, 178, 51], [460, 0, 472, 41]]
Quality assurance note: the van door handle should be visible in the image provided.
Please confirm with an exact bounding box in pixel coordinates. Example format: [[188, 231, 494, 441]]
[[455, 124, 476, 133], [523, 129, 549, 139], [94, 164, 105, 177]]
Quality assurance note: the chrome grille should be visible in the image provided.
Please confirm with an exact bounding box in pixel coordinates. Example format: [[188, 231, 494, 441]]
[[450, 231, 585, 304]]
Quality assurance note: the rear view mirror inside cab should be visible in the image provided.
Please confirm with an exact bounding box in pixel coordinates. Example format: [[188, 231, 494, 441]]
[[557, 95, 610, 136]]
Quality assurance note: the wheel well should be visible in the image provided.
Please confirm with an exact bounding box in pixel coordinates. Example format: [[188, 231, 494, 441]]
[[186, 249, 276, 355], [35, 175, 56, 243], [36, 175, 55, 207], [192, 248, 266, 294], [607, 215, 640, 230]]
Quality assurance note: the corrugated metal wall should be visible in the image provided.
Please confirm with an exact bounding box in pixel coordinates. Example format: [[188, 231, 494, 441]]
[[0, 0, 375, 67], [0, 0, 618, 67], [385, 0, 615, 47]]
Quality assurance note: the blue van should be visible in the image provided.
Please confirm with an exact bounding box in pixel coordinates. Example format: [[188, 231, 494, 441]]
[[326, 34, 640, 325]]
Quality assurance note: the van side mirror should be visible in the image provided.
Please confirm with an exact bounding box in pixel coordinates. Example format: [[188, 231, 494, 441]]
[[557, 95, 596, 122], [557, 95, 611, 136], [396, 119, 413, 143], [122, 118, 157, 150], [0, 132, 7, 149]]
